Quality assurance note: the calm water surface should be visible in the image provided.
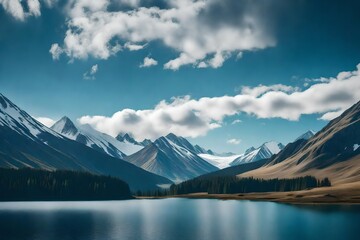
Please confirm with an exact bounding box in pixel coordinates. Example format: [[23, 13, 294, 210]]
[[0, 199, 359, 240]]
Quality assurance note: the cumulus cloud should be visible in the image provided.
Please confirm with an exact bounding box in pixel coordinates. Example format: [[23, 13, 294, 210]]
[[78, 64, 360, 140], [50, 0, 287, 69], [49, 43, 63, 60], [227, 138, 241, 145], [140, 57, 158, 68], [34, 117, 56, 127], [0, 0, 55, 20], [83, 64, 99, 80]]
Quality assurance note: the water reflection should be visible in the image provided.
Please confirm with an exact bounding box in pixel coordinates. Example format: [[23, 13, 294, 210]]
[[0, 199, 359, 240]]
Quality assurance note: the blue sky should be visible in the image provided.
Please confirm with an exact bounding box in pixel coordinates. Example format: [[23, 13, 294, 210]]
[[1, 0, 360, 153]]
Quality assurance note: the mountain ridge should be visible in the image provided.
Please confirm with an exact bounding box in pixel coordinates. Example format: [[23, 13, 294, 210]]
[[125, 134, 218, 182], [0, 93, 172, 191], [239, 100, 360, 184]]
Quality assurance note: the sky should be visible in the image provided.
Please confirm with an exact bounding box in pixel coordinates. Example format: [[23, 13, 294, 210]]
[[1, 0, 360, 154]]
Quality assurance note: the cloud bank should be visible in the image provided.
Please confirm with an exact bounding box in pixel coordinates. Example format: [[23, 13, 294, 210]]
[[78, 64, 360, 140], [48, 0, 287, 69]]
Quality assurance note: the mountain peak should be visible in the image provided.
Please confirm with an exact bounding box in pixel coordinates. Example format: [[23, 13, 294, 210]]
[[244, 146, 256, 155], [115, 133, 151, 147], [140, 139, 152, 146], [165, 133, 179, 140], [59, 116, 72, 123], [116, 133, 137, 144], [230, 141, 284, 166], [295, 130, 316, 141], [261, 141, 285, 153], [51, 116, 78, 136]]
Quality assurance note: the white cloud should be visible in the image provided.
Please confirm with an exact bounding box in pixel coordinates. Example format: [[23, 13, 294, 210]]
[[0, 0, 26, 20], [0, 0, 53, 20], [318, 110, 343, 121], [78, 64, 360, 140], [51, 0, 278, 69], [227, 138, 241, 145], [83, 64, 99, 80], [231, 119, 242, 125], [240, 84, 300, 97], [34, 117, 55, 127], [49, 43, 63, 60], [125, 42, 147, 51], [140, 57, 158, 68], [27, 0, 41, 17]]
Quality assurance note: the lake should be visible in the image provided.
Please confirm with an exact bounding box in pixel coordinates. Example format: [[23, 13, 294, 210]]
[[0, 199, 359, 240]]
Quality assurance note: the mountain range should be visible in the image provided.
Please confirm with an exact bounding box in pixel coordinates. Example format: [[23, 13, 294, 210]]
[[194, 100, 360, 187], [125, 134, 218, 182], [0, 93, 171, 191], [2, 92, 358, 193], [51, 117, 144, 157], [239, 100, 360, 184], [229, 141, 285, 166]]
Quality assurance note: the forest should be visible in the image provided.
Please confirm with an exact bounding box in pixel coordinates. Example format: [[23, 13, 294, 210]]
[[0, 168, 132, 201], [136, 176, 331, 196]]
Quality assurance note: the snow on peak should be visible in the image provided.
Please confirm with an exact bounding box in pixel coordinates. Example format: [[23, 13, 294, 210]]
[[230, 141, 284, 166], [261, 141, 284, 154], [295, 130, 316, 141], [51, 118, 143, 158], [0, 93, 63, 140], [51, 116, 78, 136]]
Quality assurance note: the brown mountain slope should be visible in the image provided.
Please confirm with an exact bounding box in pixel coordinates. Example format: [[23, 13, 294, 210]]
[[240, 101, 360, 185]]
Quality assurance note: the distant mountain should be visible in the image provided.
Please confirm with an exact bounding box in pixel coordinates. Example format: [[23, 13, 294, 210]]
[[125, 134, 218, 182], [0, 93, 172, 191], [52, 117, 129, 158], [116, 133, 151, 147], [240, 100, 360, 184], [295, 130, 316, 141], [191, 158, 268, 179], [198, 153, 241, 169], [266, 139, 308, 166], [230, 141, 285, 166]]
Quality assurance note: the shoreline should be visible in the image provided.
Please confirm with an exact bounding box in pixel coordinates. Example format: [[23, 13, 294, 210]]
[[137, 183, 360, 204]]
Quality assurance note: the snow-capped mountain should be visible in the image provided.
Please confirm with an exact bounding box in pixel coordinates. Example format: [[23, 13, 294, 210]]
[[164, 133, 217, 155], [230, 141, 285, 166], [51, 117, 143, 157], [295, 130, 316, 141], [125, 133, 218, 183], [0, 94, 64, 142], [116, 133, 151, 147], [239, 100, 360, 184], [0, 93, 172, 190]]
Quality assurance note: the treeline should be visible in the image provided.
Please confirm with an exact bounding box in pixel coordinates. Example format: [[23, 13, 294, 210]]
[[0, 168, 133, 201], [135, 176, 331, 196]]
